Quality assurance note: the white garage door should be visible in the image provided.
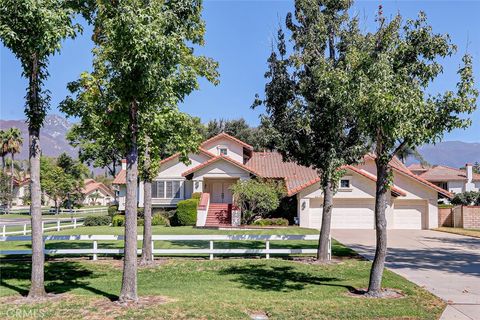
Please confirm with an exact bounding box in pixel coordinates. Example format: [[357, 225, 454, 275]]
[[309, 199, 374, 229], [393, 203, 424, 229]]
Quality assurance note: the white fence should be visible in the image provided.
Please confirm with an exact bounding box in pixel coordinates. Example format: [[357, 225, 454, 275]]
[[0, 218, 84, 236], [1, 206, 107, 215], [0, 234, 331, 261]]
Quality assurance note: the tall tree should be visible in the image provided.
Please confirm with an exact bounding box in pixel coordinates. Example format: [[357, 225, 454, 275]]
[[396, 145, 425, 165], [0, 0, 80, 299], [353, 8, 478, 296], [254, 0, 368, 261], [62, 0, 218, 301], [5, 128, 23, 211], [139, 110, 203, 265], [0, 130, 8, 173]]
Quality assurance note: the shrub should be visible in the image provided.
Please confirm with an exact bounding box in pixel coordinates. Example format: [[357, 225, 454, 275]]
[[451, 191, 480, 206], [252, 218, 289, 227], [152, 213, 170, 226], [108, 205, 118, 217], [137, 218, 144, 226], [112, 215, 125, 227], [191, 192, 202, 200], [230, 179, 285, 224], [174, 199, 198, 226], [84, 215, 112, 226], [137, 207, 144, 219]]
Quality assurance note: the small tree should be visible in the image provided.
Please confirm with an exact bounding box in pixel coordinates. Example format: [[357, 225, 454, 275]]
[[353, 9, 478, 296], [0, 0, 80, 299], [231, 179, 284, 224], [451, 191, 480, 206]]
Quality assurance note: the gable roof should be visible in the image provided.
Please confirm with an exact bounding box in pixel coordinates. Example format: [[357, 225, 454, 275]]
[[112, 169, 126, 185], [201, 132, 254, 150], [82, 179, 115, 197], [182, 155, 259, 177], [364, 154, 453, 198], [159, 148, 216, 165], [418, 165, 480, 182]]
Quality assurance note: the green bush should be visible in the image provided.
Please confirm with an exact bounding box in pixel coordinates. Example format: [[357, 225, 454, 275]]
[[84, 215, 112, 226], [107, 205, 118, 217], [191, 192, 202, 200], [252, 218, 289, 226], [137, 207, 144, 219], [152, 213, 170, 226], [174, 199, 198, 226], [451, 191, 480, 206], [112, 215, 125, 227], [137, 218, 144, 226]]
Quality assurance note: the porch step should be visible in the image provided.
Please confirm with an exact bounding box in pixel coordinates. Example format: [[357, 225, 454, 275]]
[[205, 203, 232, 227]]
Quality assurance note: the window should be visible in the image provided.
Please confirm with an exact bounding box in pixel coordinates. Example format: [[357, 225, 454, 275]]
[[219, 147, 228, 156], [152, 180, 182, 199], [340, 179, 350, 189]]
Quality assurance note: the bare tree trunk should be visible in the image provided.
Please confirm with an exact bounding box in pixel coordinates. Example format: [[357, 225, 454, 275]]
[[10, 154, 14, 211], [119, 101, 139, 303], [140, 140, 153, 265], [27, 52, 46, 300], [317, 180, 334, 261], [367, 159, 389, 296], [27, 127, 46, 299]]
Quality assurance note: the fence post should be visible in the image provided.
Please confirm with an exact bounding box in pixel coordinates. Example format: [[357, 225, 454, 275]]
[[328, 234, 332, 261], [2, 225, 5, 237], [151, 240, 154, 261], [41, 221, 45, 232], [93, 240, 98, 261], [73, 218, 77, 229], [209, 240, 214, 260], [266, 240, 270, 259], [23, 223, 27, 235], [57, 220, 61, 231]]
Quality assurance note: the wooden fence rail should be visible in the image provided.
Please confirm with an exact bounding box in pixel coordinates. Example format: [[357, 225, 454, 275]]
[[0, 218, 84, 236], [0, 234, 331, 261]]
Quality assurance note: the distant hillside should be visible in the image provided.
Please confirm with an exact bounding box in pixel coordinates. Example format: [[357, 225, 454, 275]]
[[408, 141, 480, 168], [0, 114, 76, 159]]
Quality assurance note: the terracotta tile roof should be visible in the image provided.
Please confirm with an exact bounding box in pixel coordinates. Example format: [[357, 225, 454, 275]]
[[201, 132, 254, 150], [82, 179, 115, 197], [407, 163, 430, 172], [182, 155, 259, 177], [245, 152, 319, 195], [112, 169, 126, 185], [418, 165, 480, 182]]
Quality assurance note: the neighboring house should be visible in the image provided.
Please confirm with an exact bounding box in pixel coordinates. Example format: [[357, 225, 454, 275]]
[[113, 132, 451, 229], [11, 177, 30, 207], [408, 163, 480, 194], [82, 179, 115, 206]]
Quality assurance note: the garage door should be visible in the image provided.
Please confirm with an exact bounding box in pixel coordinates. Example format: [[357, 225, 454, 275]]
[[393, 203, 424, 229], [310, 199, 374, 229]]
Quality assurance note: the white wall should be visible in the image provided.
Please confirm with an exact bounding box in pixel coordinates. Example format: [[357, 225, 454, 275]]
[[448, 181, 465, 194], [192, 160, 251, 180], [203, 137, 245, 163]]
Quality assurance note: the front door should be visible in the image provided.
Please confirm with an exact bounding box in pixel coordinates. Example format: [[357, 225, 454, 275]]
[[211, 181, 234, 203]]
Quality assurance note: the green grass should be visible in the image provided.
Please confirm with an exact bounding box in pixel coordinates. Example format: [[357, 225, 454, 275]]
[[0, 258, 444, 319], [434, 227, 480, 238]]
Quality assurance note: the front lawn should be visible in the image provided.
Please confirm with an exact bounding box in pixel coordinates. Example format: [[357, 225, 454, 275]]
[[0, 258, 444, 319], [434, 227, 480, 238]]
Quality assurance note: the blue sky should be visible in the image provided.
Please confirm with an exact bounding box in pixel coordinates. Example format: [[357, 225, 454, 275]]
[[1, 0, 479, 142]]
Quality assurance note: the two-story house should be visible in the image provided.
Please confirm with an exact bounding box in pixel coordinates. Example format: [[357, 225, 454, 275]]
[[113, 132, 451, 230]]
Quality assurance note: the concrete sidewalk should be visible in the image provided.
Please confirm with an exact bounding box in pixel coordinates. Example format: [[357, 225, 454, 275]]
[[331, 229, 480, 320]]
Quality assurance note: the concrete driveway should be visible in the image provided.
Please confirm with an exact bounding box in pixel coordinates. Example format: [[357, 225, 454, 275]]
[[331, 229, 480, 320]]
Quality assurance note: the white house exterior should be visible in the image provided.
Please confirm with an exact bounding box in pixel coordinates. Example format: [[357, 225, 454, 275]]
[[113, 133, 451, 229], [408, 163, 480, 194], [81, 179, 115, 206]]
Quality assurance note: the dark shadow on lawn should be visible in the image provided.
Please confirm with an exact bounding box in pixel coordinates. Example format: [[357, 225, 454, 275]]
[[0, 261, 117, 300], [219, 263, 359, 293]]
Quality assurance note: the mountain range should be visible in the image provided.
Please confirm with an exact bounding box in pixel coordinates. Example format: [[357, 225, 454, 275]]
[[0, 115, 478, 168]]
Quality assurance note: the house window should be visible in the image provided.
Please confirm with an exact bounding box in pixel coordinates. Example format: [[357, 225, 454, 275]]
[[340, 179, 350, 189], [152, 180, 182, 199], [218, 147, 228, 156]]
